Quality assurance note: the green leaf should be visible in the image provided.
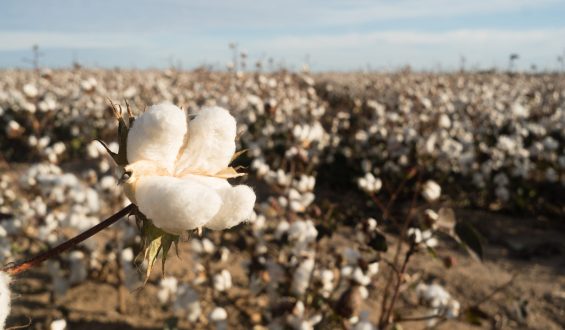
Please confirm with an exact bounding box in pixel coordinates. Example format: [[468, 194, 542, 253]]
[[426, 246, 438, 259], [463, 306, 489, 325], [368, 232, 388, 252], [455, 221, 484, 261]]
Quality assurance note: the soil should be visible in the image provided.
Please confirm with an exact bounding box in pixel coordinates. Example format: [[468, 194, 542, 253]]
[[7, 208, 565, 330]]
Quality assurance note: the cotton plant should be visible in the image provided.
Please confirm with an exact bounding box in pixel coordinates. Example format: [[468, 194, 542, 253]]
[[0, 100, 257, 327], [98, 101, 256, 278], [357, 172, 382, 194], [286, 301, 323, 330], [339, 247, 380, 300], [416, 282, 460, 327]]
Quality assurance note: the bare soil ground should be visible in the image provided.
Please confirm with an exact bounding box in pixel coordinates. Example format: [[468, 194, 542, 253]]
[[8, 208, 565, 329]]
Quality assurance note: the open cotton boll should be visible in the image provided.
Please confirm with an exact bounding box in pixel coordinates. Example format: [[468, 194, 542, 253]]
[[422, 180, 441, 202], [50, 319, 67, 330], [127, 103, 187, 172], [0, 273, 10, 330], [205, 185, 256, 230], [210, 307, 228, 330], [175, 107, 236, 175], [135, 176, 222, 233], [291, 257, 315, 296]]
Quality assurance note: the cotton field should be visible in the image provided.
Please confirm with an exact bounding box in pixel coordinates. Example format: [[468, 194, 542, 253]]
[[0, 68, 564, 329]]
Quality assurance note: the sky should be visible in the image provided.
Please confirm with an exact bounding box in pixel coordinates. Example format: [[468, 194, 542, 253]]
[[0, 0, 564, 71]]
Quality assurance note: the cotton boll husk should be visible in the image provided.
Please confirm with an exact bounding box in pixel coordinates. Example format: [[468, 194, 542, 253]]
[[127, 103, 187, 173], [175, 107, 236, 175], [0, 273, 10, 330], [205, 185, 256, 230], [135, 176, 222, 233]]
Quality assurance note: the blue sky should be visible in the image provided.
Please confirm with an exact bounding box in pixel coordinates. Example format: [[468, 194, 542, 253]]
[[0, 0, 564, 71]]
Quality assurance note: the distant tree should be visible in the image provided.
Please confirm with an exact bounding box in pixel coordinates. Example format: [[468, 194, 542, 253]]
[[508, 53, 519, 72], [459, 55, 466, 72], [22, 44, 43, 71]]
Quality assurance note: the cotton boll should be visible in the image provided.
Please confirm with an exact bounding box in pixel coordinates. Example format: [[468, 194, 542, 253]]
[[174, 284, 201, 322], [50, 319, 67, 330], [127, 103, 187, 173], [210, 307, 228, 330], [291, 257, 315, 296], [275, 220, 290, 240], [120, 248, 140, 290], [213, 269, 233, 292], [69, 251, 88, 284], [205, 185, 256, 230], [135, 176, 222, 233], [352, 268, 371, 286], [0, 273, 10, 330], [422, 180, 441, 202], [175, 106, 236, 175], [353, 311, 376, 330], [210, 307, 228, 320], [158, 276, 178, 304], [23, 83, 38, 98], [319, 269, 335, 298]]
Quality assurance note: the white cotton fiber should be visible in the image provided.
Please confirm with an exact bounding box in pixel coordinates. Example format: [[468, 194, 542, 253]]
[[175, 107, 236, 175], [205, 185, 256, 230], [0, 273, 10, 330], [291, 257, 315, 296], [135, 176, 222, 233], [180, 174, 231, 190], [127, 103, 187, 173]]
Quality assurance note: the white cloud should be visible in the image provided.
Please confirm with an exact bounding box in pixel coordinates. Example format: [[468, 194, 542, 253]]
[[256, 28, 565, 70], [170, 0, 559, 29], [0, 31, 148, 51], [266, 28, 565, 49]]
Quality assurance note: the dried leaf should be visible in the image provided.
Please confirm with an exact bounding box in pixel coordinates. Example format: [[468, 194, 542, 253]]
[[143, 234, 162, 283], [368, 232, 388, 252], [214, 167, 246, 179], [161, 234, 179, 274], [230, 149, 248, 164], [139, 214, 180, 283], [96, 139, 120, 164]]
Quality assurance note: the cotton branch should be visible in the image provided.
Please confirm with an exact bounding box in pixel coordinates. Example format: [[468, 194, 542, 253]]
[[2, 204, 135, 276]]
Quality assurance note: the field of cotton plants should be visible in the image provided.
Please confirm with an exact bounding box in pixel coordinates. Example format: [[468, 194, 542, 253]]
[[0, 68, 564, 329]]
